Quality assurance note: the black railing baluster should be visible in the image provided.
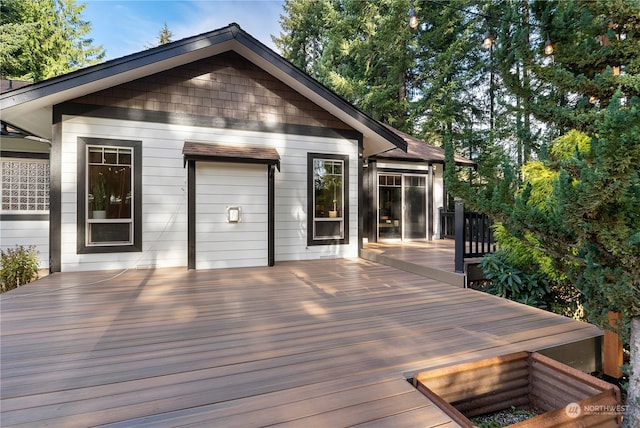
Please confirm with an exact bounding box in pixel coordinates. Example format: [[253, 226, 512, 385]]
[[454, 198, 465, 273], [444, 201, 495, 272]]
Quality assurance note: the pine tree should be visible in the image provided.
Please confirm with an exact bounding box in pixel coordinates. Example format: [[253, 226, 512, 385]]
[[507, 94, 640, 427], [273, 0, 336, 75], [158, 22, 172, 45], [410, 1, 489, 165], [0, 0, 105, 81], [443, 2, 640, 424], [275, 0, 415, 130], [527, 0, 640, 132]]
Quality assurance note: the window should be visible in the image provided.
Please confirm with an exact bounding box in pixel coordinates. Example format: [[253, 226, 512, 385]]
[[77, 138, 141, 253], [1, 158, 49, 213], [308, 153, 349, 245]]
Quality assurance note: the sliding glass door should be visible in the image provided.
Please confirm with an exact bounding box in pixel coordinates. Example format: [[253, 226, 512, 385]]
[[403, 175, 427, 239], [378, 174, 402, 239], [377, 173, 427, 240]]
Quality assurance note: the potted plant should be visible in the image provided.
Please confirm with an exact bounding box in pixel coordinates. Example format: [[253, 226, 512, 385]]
[[327, 175, 340, 218], [329, 198, 338, 218], [92, 179, 107, 219]]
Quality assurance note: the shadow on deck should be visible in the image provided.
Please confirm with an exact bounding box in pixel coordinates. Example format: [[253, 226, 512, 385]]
[[361, 240, 467, 287], [1, 258, 602, 427]]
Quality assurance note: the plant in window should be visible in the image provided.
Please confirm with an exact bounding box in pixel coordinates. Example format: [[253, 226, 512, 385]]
[[92, 178, 107, 211], [323, 175, 341, 217]]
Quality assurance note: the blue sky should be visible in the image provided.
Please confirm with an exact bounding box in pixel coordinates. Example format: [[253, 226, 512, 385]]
[[83, 0, 285, 61]]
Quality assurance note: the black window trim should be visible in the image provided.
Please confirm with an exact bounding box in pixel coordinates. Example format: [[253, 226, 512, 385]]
[[307, 152, 349, 246], [77, 137, 142, 254]]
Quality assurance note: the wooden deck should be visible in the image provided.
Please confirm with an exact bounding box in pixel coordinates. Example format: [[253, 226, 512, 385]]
[[1, 258, 601, 427], [362, 240, 465, 286]]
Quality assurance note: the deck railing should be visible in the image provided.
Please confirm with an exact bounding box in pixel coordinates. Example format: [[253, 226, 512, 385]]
[[438, 208, 455, 239], [448, 199, 496, 273]]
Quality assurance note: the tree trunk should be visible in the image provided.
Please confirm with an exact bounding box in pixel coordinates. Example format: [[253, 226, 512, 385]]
[[624, 317, 640, 427]]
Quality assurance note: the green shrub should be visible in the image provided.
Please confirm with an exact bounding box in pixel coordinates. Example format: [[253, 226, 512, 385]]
[[475, 250, 583, 318], [480, 251, 551, 309], [0, 245, 40, 293]]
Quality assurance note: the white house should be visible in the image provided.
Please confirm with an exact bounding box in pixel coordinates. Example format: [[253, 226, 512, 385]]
[[1, 24, 470, 273]]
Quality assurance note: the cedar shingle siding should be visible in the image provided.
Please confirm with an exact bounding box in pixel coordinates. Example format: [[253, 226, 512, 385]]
[[73, 52, 351, 130]]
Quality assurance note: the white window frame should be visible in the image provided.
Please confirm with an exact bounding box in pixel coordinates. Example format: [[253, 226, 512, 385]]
[[85, 145, 134, 247]]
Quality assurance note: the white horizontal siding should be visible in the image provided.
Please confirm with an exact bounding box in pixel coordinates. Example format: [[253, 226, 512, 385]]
[[0, 220, 49, 269], [59, 116, 359, 272]]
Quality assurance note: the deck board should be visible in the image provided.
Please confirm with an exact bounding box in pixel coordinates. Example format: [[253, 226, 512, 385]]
[[1, 258, 601, 427]]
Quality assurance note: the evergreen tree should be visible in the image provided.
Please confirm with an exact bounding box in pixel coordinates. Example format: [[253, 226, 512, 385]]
[[443, 2, 640, 424], [0, 0, 105, 81], [510, 95, 639, 427], [275, 0, 414, 129], [145, 22, 174, 49], [410, 0, 498, 188], [318, 0, 414, 128], [527, 0, 640, 132], [158, 22, 172, 45], [273, 0, 336, 75]]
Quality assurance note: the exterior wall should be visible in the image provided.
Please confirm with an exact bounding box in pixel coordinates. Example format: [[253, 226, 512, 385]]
[[0, 220, 49, 269], [58, 115, 359, 272], [1, 144, 51, 269], [73, 51, 349, 131], [195, 162, 268, 269]]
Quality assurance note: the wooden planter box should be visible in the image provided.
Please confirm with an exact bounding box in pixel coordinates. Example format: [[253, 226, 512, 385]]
[[413, 351, 621, 427]]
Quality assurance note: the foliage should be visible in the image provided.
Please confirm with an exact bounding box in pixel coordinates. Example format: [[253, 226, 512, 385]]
[[0, 245, 39, 293], [275, 0, 502, 193], [146, 22, 173, 48], [440, 2, 640, 423], [92, 178, 107, 211], [276, 0, 415, 129], [157, 22, 172, 45], [463, 93, 639, 426], [528, 0, 640, 133], [273, 0, 336, 76], [479, 247, 582, 317], [0, 0, 104, 81], [507, 95, 639, 334]]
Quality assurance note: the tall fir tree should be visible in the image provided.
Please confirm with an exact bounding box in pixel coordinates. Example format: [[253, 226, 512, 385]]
[[410, 0, 496, 190], [526, 0, 640, 132], [274, 0, 415, 130], [273, 0, 336, 76], [0, 0, 104, 82], [443, 2, 640, 424], [157, 22, 173, 45]]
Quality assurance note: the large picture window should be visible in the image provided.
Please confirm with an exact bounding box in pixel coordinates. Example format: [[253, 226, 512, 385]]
[[308, 153, 349, 245], [77, 138, 141, 253]]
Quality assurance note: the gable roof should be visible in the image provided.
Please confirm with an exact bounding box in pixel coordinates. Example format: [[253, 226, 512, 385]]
[[376, 125, 476, 167], [0, 23, 406, 157]]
